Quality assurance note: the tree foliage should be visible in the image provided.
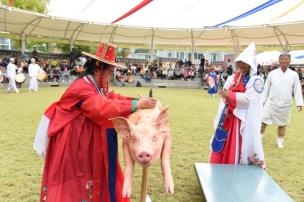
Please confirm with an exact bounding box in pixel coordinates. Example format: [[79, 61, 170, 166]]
[[1, 0, 49, 13], [116, 48, 130, 57]]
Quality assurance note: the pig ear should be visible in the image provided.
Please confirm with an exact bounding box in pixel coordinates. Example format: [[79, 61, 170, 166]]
[[111, 117, 131, 139], [156, 107, 169, 130]]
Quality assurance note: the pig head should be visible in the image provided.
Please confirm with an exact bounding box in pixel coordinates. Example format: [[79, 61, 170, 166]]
[[112, 101, 174, 198]]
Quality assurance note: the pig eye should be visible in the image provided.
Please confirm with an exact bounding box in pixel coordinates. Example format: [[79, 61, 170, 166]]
[[152, 135, 157, 141], [132, 136, 139, 143]]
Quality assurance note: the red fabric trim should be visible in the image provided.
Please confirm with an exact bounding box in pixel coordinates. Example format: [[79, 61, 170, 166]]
[[112, 0, 153, 24], [229, 92, 237, 109]]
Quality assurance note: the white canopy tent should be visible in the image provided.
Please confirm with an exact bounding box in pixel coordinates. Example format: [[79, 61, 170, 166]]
[[290, 50, 304, 64], [0, 1, 304, 56], [256, 50, 304, 65], [256, 51, 281, 65]]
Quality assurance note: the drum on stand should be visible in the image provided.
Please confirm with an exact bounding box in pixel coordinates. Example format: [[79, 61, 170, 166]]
[[37, 71, 47, 81], [15, 73, 26, 84]]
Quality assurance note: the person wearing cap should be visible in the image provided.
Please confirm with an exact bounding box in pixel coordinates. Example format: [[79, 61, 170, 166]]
[[261, 52, 303, 149], [33, 42, 157, 202], [28, 58, 44, 92], [6, 58, 19, 94], [206, 66, 219, 98], [209, 42, 265, 168]]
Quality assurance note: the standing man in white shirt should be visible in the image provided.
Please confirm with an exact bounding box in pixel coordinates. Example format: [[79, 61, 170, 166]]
[[6, 58, 19, 94], [28, 58, 43, 92], [261, 52, 303, 148]]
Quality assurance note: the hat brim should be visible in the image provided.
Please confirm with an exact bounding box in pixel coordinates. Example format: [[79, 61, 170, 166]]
[[82, 51, 126, 69], [208, 67, 217, 71]]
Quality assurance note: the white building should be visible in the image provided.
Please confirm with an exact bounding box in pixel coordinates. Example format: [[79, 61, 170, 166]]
[[126, 48, 231, 64]]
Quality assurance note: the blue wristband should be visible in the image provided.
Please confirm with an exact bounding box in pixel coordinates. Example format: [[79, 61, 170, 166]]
[[131, 99, 138, 112]]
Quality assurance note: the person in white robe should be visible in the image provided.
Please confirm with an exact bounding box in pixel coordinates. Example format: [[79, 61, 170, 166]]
[[28, 58, 43, 92], [6, 58, 19, 94], [261, 52, 303, 149], [210, 42, 265, 168]]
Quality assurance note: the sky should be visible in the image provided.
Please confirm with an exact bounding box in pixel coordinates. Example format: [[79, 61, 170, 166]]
[[48, 0, 304, 28]]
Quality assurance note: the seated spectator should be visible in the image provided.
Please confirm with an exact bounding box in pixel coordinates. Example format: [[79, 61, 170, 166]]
[[162, 67, 168, 80], [60, 60, 71, 83], [174, 66, 182, 80], [188, 68, 195, 80], [182, 67, 188, 81], [144, 70, 152, 83], [140, 66, 145, 78], [152, 70, 157, 79], [157, 67, 163, 79], [52, 67, 61, 82], [167, 67, 174, 80]]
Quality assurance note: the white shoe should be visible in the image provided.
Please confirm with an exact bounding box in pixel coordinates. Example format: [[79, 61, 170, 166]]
[[276, 137, 284, 149], [146, 195, 152, 202]]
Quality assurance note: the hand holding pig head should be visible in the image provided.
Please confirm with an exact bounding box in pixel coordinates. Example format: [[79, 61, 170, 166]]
[[136, 97, 157, 109]]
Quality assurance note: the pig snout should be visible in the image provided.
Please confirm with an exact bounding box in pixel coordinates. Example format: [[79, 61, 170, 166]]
[[138, 151, 152, 165]]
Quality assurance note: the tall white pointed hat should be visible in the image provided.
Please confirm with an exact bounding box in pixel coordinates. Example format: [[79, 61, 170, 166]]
[[234, 42, 257, 75]]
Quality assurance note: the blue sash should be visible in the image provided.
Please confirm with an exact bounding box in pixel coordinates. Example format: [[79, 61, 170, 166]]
[[211, 105, 229, 153]]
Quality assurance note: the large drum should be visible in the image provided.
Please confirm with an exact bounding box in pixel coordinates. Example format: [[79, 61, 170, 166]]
[[37, 71, 47, 81], [15, 73, 26, 84]]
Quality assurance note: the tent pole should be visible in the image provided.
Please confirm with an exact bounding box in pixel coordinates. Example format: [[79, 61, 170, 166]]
[[109, 26, 118, 43], [150, 28, 155, 62], [69, 37, 75, 52], [191, 29, 195, 63], [69, 23, 84, 51], [20, 33, 26, 54], [272, 26, 290, 51]]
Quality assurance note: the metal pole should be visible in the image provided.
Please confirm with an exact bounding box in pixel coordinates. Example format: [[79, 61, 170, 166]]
[[150, 28, 155, 62], [140, 166, 148, 202], [191, 29, 195, 63], [20, 33, 26, 54], [69, 37, 75, 52]]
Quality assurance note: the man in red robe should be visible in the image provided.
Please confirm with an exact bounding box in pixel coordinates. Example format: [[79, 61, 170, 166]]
[[34, 42, 157, 202]]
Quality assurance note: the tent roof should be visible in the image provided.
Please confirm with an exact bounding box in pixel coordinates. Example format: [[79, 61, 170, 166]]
[[48, 0, 304, 29], [0, 4, 304, 50]]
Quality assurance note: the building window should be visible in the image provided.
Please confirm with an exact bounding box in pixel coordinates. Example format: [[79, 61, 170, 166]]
[[198, 53, 204, 59], [0, 38, 11, 50]]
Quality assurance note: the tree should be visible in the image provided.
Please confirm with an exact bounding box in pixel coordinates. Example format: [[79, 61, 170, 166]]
[[117, 48, 130, 57], [1, 0, 49, 13]]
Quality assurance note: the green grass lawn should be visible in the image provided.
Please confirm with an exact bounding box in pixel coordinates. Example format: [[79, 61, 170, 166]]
[[0, 86, 303, 202]]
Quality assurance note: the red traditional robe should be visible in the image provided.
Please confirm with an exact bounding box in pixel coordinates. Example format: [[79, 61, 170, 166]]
[[210, 72, 265, 167], [210, 73, 247, 164], [39, 76, 135, 202]]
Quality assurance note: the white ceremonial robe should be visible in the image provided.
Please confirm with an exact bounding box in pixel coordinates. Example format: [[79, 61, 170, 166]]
[[262, 68, 304, 126], [28, 63, 43, 91], [213, 74, 265, 165], [6, 62, 19, 93]]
